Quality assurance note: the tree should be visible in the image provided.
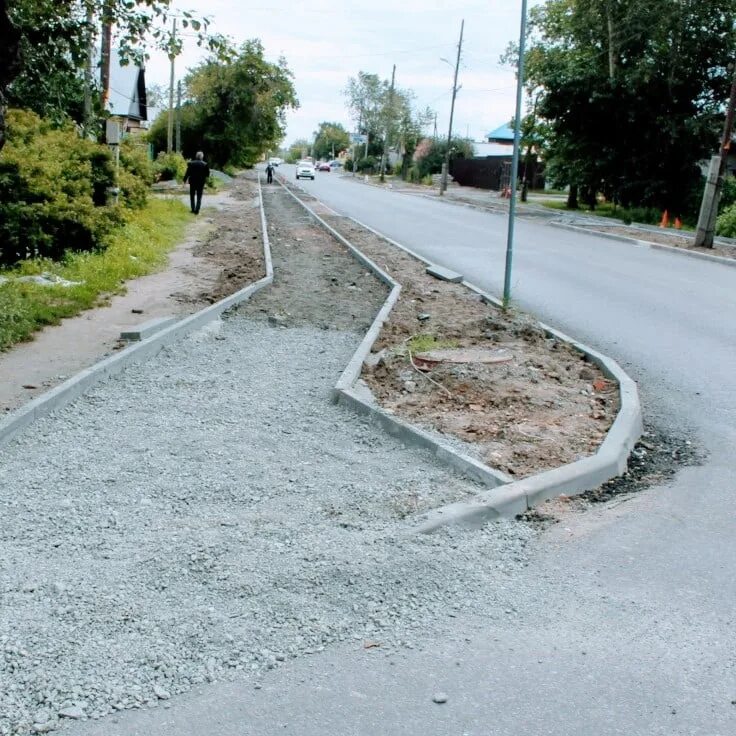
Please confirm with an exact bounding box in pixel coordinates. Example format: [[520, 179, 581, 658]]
[[285, 139, 310, 163], [521, 0, 736, 214], [312, 122, 349, 160], [1, 0, 225, 149], [149, 41, 298, 168]]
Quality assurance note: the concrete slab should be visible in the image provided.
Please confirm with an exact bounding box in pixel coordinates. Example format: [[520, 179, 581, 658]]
[[426, 263, 463, 282]]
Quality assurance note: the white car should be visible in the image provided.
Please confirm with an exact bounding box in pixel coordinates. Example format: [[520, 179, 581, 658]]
[[296, 161, 315, 180], [268, 157, 281, 167]]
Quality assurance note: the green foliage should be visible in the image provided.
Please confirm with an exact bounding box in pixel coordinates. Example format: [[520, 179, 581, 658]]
[[343, 158, 354, 172], [407, 334, 458, 354], [285, 138, 310, 164], [523, 0, 736, 216], [0, 198, 189, 350], [0, 109, 152, 266], [412, 137, 473, 177], [719, 176, 736, 211], [716, 202, 736, 237], [356, 156, 378, 173], [165, 40, 299, 168], [120, 139, 154, 185], [312, 122, 350, 161], [153, 151, 187, 182]]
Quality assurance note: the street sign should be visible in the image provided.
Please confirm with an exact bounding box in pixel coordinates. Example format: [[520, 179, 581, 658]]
[[350, 133, 367, 144]]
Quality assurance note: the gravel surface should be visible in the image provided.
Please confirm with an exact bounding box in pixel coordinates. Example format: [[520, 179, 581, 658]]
[[0, 316, 536, 736]]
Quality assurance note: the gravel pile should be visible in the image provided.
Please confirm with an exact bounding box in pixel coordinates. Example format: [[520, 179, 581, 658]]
[[0, 316, 535, 736]]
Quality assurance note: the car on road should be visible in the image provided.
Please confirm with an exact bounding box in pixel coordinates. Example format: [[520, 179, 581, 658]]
[[317, 162, 331, 172], [329, 160, 342, 169], [296, 161, 316, 180], [268, 157, 282, 167]]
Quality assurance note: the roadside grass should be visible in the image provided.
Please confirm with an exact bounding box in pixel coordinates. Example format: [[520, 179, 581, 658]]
[[0, 198, 190, 350], [407, 334, 459, 353]]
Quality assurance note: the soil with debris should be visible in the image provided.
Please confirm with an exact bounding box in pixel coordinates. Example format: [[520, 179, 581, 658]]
[[236, 185, 387, 331], [521, 424, 704, 524], [278, 183, 617, 479]]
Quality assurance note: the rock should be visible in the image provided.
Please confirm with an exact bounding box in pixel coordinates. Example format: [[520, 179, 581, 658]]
[[267, 314, 288, 328], [432, 692, 448, 704], [153, 684, 171, 700], [417, 313, 431, 322], [32, 723, 55, 734], [579, 366, 596, 380], [58, 705, 85, 719]]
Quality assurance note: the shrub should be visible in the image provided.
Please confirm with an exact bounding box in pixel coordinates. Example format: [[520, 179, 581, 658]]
[[120, 140, 155, 185], [0, 110, 120, 265], [153, 151, 187, 182], [356, 156, 377, 173], [343, 158, 354, 172], [716, 202, 736, 237]]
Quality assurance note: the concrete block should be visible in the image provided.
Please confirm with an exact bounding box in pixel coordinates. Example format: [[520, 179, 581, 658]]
[[121, 316, 177, 341], [426, 264, 463, 283]]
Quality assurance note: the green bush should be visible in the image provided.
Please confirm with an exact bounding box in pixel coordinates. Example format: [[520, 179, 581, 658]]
[[120, 140, 155, 185], [716, 202, 736, 237], [0, 110, 121, 265], [343, 158, 354, 172], [153, 151, 187, 182], [356, 156, 377, 173]]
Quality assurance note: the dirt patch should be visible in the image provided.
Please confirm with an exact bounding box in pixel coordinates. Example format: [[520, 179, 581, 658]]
[[236, 185, 387, 331], [0, 178, 264, 414], [279, 182, 618, 479]]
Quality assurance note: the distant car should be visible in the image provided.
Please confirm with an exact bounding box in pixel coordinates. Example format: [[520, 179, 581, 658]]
[[329, 160, 342, 169], [296, 161, 316, 180], [317, 162, 331, 172], [268, 157, 281, 167]]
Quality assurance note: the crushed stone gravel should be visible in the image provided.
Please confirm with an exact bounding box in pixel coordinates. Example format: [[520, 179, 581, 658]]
[[0, 317, 536, 735]]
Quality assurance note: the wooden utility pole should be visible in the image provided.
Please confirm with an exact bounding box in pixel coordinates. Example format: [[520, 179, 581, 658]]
[[83, 2, 95, 136], [379, 64, 396, 183], [694, 65, 736, 248], [440, 19, 464, 195], [99, 0, 114, 113], [175, 80, 182, 153], [167, 17, 177, 153]]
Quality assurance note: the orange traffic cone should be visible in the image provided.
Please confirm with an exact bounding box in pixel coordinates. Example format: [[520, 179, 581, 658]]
[[674, 217, 682, 230], [659, 210, 670, 228]]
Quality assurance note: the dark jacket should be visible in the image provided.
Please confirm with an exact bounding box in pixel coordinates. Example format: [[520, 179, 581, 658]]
[[183, 159, 210, 187]]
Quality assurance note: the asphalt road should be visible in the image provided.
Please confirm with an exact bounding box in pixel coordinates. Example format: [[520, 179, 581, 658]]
[[68, 168, 736, 736]]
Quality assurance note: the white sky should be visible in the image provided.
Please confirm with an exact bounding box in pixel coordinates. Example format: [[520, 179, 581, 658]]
[[143, 0, 543, 146]]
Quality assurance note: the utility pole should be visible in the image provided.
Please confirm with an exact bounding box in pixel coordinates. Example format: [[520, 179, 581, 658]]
[[694, 64, 736, 248], [502, 0, 528, 308], [167, 17, 177, 153], [83, 1, 95, 137], [99, 0, 114, 113], [175, 80, 182, 153], [440, 19, 464, 195], [380, 64, 396, 183], [433, 112, 438, 139]]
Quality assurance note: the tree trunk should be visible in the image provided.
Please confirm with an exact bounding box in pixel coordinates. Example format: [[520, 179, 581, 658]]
[[0, 0, 22, 153], [567, 184, 579, 209]]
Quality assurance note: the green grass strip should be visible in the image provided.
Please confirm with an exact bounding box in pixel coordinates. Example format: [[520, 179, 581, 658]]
[[0, 198, 190, 351]]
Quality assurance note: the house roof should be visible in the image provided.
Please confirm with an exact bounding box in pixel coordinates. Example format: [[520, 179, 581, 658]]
[[106, 52, 147, 121], [486, 124, 514, 142]]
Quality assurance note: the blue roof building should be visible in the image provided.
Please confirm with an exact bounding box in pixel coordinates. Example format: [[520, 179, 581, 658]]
[[486, 124, 514, 143]]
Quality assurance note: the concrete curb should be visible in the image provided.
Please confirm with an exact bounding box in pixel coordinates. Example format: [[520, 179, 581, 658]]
[[339, 218, 642, 531], [550, 220, 736, 270], [0, 175, 274, 450], [275, 179, 511, 488]]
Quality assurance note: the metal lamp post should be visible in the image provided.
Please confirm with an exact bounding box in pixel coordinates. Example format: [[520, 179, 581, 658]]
[[502, 0, 528, 308]]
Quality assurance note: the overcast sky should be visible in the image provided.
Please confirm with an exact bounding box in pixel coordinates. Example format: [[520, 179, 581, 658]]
[[143, 0, 542, 146]]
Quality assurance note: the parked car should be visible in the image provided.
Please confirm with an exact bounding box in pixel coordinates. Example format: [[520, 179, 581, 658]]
[[317, 162, 331, 172], [296, 161, 316, 180], [329, 160, 342, 169], [268, 157, 282, 167]]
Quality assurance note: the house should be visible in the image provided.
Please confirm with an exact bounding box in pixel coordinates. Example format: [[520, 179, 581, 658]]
[[486, 123, 515, 145], [105, 51, 148, 133]]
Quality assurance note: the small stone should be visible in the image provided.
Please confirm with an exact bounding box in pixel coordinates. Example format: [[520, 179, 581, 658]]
[[32, 723, 55, 734], [153, 685, 170, 700], [58, 705, 85, 719], [579, 367, 595, 380], [131, 308, 144, 314], [432, 692, 448, 704], [417, 313, 431, 322]]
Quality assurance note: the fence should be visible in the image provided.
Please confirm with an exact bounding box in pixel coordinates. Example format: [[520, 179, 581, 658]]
[[450, 156, 544, 191]]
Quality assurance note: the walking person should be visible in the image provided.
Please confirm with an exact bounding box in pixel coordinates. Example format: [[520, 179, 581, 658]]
[[183, 151, 210, 214], [266, 161, 274, 184]]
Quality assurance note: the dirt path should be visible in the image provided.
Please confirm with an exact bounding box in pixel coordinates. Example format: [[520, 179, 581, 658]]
[[0, 179, 264, 414]]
